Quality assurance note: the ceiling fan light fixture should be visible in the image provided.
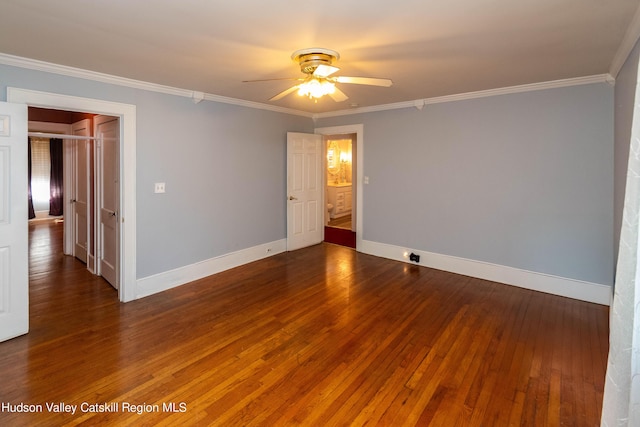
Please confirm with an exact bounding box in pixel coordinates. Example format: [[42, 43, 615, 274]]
[[297, 78, 336, 99]]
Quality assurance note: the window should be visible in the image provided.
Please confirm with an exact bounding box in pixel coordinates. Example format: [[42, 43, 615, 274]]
[[30, 138, 50, 214]]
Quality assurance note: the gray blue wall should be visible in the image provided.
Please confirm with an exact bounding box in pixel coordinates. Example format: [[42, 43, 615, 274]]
[[1, 61, 616, 287], [318, 83, 614, 285], [0, 64, 312, 278]]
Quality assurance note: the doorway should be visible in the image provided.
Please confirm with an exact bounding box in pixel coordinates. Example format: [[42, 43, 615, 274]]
[[324, 134, 356, 248], [315, 124, 364, 251], [8, 87, 137, 302], [27, 107, 120, 291]]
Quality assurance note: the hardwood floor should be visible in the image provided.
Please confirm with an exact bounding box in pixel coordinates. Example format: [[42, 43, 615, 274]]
[[0, 220, 609, 426], [328, 214, 352, 230]]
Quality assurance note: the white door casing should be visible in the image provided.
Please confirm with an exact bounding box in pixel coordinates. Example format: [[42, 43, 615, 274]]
[[0, 101, 29, 342], [71, 119, 91, 265], [7, 87, 136, 303], [315, 124, 364, 251], [287, 132, 323, 251], [95, 115, 119, 289]]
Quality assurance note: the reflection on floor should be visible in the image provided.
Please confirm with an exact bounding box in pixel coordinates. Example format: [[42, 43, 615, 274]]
[[328, 215, 351, 230]]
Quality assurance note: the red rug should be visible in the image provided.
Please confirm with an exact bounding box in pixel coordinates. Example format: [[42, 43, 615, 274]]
[[324, 226, 356, 248]]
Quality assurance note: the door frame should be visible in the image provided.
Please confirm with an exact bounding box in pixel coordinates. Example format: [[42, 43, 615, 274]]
[[8, 87, 137, 303], [315, 124, 364, 251]]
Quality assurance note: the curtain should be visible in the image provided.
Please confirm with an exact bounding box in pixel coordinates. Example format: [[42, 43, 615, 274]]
[[601, 66, 640, 425], [27, 138, 35, 219], [49, 138, 63, 216]]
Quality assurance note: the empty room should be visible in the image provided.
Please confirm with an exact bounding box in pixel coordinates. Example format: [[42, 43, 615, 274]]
[[1, 1, 639, 425]]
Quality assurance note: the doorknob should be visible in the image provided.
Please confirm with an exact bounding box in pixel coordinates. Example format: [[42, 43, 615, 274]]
[[288, 196, 298, 201]]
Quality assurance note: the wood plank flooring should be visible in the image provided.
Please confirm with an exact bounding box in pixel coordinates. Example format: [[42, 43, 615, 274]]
[[328, 214, 352, 230], [0, 220, 609, 426]]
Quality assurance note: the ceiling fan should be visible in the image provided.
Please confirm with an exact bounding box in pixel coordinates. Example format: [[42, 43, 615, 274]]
[[243, 48, 393, 102]]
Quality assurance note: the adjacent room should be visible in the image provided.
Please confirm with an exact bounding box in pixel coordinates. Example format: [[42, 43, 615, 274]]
[[0, 1, 639, 425]]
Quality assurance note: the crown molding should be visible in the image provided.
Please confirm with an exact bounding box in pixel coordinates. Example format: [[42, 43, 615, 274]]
[[313, 74, 615, 119], [609, 3, 640, 78], [0, 53, 313, 118], [0, 52, 614, 121]]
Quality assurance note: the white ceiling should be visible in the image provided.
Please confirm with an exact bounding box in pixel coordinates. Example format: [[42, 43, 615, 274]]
[[1, 0, 639, 114]]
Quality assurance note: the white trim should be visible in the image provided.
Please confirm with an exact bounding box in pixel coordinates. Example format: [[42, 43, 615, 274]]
[[314, 74, 615, 119], [314, 124, 364, 251], [0, 52, 614, 119], [609, 3, 640, 78], [7, 87, 138, 303], [360, 239, 611, 306], [0, 53, 312, 118], [135, 239, 287, 299]]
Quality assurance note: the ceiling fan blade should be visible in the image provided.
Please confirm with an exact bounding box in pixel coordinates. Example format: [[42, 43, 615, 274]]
[[269, 85, 300, 101], [334, 76, 393, 87], [329, 86, 348, 102], [313, 64, 340, 78]]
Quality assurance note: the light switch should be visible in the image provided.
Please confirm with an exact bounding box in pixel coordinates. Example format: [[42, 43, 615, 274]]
[[364, 176, 370, 184], [154, 182, 166, 193]]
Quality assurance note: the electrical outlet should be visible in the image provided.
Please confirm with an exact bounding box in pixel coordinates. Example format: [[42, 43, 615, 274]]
[[154, 182, 166, 193], [409, 252, 420, 263]]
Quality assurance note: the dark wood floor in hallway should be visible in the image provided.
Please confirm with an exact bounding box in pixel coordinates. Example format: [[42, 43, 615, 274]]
[[0, 220, 609, 426]]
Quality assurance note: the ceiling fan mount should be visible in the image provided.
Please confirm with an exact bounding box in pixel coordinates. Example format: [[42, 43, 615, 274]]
[[291, 48, 340, 75]]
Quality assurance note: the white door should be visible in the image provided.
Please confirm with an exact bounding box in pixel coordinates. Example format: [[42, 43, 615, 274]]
[[287, 132, 323, 251], [95, 116, 119, 289], [71, 119, 91, 265], [0, 101, 29, 342]]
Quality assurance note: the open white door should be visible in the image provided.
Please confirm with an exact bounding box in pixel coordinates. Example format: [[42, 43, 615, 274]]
[[71, 119, 91, 266], [287, 132, 323, 251], [0, 101, 28, 342], [95, 116, 119, 289]]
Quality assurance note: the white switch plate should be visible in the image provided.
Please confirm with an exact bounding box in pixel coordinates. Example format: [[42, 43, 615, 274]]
[[154, 182, 166, 193], [364, 176, 370, 184]]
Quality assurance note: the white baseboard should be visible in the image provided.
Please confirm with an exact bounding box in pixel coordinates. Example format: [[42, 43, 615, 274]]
[[134, 237, 612, 306], [360, 240, 611, 306], [135, 239, 287, 299]]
